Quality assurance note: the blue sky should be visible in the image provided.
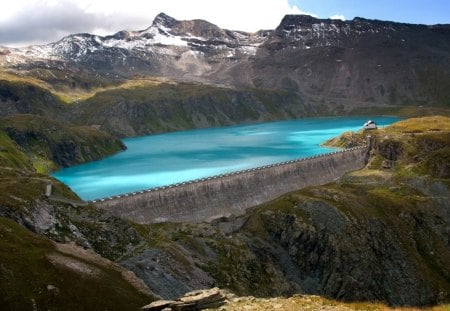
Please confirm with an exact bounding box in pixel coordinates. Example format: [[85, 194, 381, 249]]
[[289, 0, 450, 24]]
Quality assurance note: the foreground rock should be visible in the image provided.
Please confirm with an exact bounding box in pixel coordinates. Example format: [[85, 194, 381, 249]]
[[142, 287, 227, 310]]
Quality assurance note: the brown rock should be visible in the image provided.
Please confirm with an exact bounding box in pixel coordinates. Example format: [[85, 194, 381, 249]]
[[176, 287, 226, 310], [142, 288, 228, 311], [141, 300, 176, 311]]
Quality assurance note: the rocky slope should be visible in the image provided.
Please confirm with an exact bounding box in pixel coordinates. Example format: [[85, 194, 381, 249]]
[[251, 15, 450, 108]]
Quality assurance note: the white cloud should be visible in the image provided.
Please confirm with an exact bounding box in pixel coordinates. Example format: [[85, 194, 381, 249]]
[[329, 14, 346, 21], [0, 0, 318, 46], [75, 0, 312, 32]]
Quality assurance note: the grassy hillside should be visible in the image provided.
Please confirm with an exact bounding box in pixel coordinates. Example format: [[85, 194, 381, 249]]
[[0, 69, 124, 103], [0, 124, 156, 309], [325, 116, 450, 178], [222, 295, 450, 310], [0, 79, 66, 118], [0, 217, 154, 310], [1, 114, 125, 172], [0, 131, 32, 170]]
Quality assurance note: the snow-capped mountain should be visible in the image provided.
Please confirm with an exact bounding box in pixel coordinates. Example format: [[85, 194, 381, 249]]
[[0, 13, 268, 82], [1, 13, 449, 107]]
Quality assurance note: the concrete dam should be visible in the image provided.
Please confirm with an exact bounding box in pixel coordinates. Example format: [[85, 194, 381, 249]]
[[92, 145, 369, 223]]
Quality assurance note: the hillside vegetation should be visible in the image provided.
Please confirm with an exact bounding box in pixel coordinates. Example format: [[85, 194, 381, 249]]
[[0, 217, 154, 310], [0, 133, 157, 309], [1, 114, 125, 172], [2, 74, 449, 139]]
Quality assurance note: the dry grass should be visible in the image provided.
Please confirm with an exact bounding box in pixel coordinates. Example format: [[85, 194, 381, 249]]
[[218, 295, 450, 311], [385, 116, 450, 133], [54, 77, 177, 103], [0, 69, 177, 103]]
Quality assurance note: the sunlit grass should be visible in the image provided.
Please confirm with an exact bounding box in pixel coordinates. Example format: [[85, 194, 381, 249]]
[[54, 77, 177, 103], [0, 70, 51, 91], [0, 69, 177, 104], [385, 116, 450, 133], [221, 295, 450, 310]]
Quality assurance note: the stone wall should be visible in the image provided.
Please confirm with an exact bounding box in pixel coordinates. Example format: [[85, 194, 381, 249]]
[[93, 146, 369, 223]]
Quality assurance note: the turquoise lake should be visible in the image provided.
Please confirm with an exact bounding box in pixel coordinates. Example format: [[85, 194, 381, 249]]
[[52, 116, 400, 200]]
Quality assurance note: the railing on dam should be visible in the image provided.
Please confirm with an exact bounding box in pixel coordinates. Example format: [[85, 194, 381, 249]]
[[92, 145, 369, 224]]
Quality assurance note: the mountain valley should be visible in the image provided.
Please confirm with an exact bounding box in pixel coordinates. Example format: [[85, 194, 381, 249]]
[[0, 12, 449, 310]]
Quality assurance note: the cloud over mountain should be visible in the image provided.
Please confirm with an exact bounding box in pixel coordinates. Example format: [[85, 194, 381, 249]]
[[0, 0, 305, 47]]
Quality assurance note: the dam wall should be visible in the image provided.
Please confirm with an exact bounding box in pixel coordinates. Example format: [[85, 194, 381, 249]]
[[93, 146, 369, 224]]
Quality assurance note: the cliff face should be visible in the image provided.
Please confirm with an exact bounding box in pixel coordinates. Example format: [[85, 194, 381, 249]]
[[115, 169, 449, 305]]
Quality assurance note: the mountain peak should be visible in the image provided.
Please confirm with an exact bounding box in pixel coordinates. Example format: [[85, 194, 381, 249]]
[[278, 14, 320, 30], [152, 12, 178, 29]]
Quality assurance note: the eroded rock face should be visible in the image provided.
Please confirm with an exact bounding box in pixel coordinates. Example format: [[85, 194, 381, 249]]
[[258, 208, 434, 304], [121, 248, 214, 300]]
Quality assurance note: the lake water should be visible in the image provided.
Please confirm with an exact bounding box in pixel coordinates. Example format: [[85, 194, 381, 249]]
[[52, 116, 399, 200]]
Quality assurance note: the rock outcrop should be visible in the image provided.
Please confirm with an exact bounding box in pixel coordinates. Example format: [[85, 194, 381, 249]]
[[142, 287, 227, 310]]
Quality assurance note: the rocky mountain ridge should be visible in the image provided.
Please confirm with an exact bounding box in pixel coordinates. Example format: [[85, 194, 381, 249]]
[[1, 13, 449, 109], [0, 13, 267, 84]]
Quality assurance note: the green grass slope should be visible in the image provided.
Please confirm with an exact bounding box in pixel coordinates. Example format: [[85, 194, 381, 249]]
[[0, 217, 153, 311], [1, 114, 125, 172], [0, 79, 66, 118], [0, 131, 32, 170]]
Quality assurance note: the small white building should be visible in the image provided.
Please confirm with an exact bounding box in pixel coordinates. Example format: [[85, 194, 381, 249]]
[[363, 120, 377, 130]]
